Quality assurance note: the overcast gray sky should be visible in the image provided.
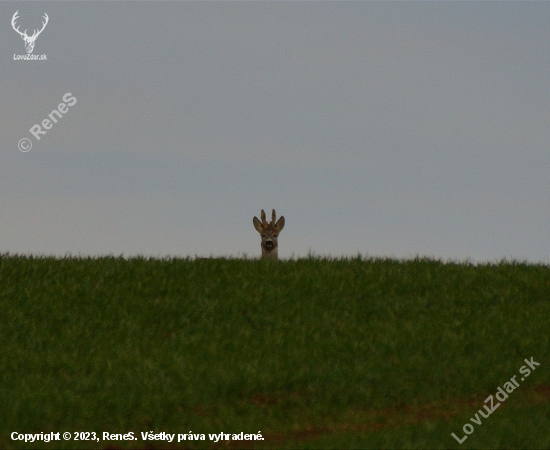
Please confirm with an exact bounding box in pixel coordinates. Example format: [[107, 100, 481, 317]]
[[1, 1, 549, 262]]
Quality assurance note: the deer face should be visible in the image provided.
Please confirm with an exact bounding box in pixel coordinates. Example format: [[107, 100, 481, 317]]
[[253, 209, 285, 260], [11, 11, 49, 54], [22, 35, 38, 54]]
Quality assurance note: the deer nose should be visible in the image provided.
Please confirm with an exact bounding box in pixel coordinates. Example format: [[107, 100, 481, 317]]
[[265, 240, 274, 249]]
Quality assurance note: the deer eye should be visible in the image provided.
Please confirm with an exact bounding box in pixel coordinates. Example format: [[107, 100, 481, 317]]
[[261, 234, 266, 238]]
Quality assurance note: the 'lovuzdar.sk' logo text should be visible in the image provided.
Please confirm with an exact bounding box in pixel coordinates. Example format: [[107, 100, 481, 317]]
[[12, 10, 48, 60]]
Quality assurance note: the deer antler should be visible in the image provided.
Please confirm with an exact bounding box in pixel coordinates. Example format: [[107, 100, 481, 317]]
[[11, 11, 48, 40], [11, 11, 27, 38], [30, 13, 49, 39]]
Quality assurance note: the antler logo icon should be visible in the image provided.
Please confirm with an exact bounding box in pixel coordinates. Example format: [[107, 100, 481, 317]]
[[11, 11, 49, 54]]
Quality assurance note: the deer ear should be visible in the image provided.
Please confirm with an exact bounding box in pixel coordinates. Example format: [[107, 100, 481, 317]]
[[275, 216, 285, 232], [253, 217, 263, 233]]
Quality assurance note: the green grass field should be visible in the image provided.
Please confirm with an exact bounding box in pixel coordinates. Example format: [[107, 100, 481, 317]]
[[1, 254, 549, 449]]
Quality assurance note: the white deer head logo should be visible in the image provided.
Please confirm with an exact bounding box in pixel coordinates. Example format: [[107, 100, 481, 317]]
[[11, 11, 49, 54]]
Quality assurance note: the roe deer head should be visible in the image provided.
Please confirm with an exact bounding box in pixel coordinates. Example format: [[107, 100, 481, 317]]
[[253, 209, 285, 261]]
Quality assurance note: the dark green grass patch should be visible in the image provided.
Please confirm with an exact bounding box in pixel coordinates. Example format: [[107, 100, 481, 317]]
[[0, 255, 548, 449]]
